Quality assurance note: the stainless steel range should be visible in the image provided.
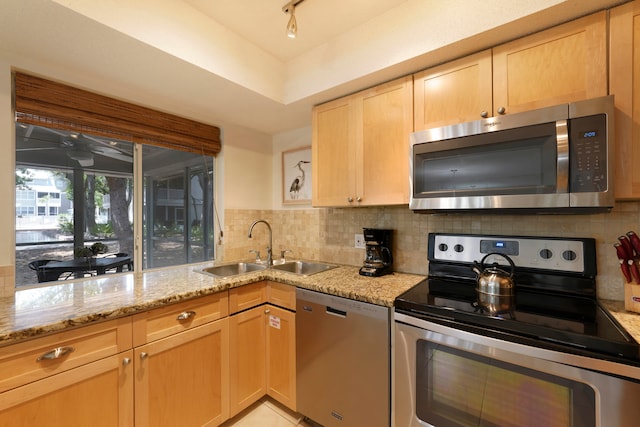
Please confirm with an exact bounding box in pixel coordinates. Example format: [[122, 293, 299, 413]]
[[394, 233, 640, 427]]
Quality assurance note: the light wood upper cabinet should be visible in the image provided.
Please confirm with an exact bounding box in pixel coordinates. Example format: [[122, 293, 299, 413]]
[[610, 0, 640, 199], [414, 11, 607, 129], [414, 50, 493, 130], [312, 76, 413, 207], [493, 11, 607, 115]]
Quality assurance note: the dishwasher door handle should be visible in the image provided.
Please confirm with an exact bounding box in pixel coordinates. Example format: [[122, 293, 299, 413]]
[[326, 306, 347, 318]]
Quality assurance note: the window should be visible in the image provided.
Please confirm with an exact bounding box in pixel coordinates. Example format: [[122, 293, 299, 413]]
[[13, 73, 221, 287], [143, 145, 214, 268], [15, 124, 217, 285]]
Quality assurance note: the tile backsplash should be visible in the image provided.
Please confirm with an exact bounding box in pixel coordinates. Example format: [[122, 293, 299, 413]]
[[224, 202, 640, 301]]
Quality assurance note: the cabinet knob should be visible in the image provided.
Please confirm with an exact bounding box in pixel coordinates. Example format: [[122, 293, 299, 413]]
[[347, 197, 354, 203], [480, 111, 489, 118], [140, 352, 149, 360], [122, 357, 131, 366], [37, 346, 75, 362], [176, 310, 196, 321], [497, 106, 506, 115], [356, 196, 362, 202], [265, 308, 271, 314]]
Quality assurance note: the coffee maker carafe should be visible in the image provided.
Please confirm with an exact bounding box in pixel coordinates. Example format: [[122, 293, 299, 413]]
[[359, 228, 393, 277]]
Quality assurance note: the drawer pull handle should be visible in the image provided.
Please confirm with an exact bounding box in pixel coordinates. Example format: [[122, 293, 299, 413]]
[[37, 346, 75, 361], [177, 310, 196, 321]]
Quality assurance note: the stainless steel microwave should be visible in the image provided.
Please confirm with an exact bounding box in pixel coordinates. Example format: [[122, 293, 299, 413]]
[[409, 95, 614, 213]]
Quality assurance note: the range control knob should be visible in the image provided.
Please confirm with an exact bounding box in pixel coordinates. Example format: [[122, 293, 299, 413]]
[[438, 243, 448, 252], [562, 250, 577, 261], [454, 244, 464, 253], [539, 249, 553, 259]]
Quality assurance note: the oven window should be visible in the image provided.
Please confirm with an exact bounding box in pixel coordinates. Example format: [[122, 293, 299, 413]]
[[416, 340, 595, 427]]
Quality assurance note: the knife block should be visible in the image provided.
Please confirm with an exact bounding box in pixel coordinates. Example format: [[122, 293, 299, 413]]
[[624, 282, 640, 314]]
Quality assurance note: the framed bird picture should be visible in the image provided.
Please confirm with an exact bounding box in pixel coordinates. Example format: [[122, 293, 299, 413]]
[[282, 146, 312, 204]]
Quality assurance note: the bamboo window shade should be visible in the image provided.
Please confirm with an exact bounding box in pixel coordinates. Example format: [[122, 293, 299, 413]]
[[13, 72, 221, 156]]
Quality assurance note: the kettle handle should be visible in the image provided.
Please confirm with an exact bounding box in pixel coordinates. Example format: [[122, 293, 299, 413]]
[[479, 252, 516, 278]]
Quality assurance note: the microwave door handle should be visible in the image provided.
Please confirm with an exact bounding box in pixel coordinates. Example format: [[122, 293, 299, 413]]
[[556, 119, 569, 193]]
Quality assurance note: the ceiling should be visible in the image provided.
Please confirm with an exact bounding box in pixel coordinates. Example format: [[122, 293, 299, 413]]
[[183, 0, 409, 63], [0, 0, 628, 136]]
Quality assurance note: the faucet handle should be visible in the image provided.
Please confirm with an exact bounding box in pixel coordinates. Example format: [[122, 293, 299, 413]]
[[249, 250, 261, 262], [280, 249, 292, 262]]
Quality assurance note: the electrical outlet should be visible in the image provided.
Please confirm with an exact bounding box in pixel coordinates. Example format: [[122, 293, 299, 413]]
[[354, 233, 366, 249]]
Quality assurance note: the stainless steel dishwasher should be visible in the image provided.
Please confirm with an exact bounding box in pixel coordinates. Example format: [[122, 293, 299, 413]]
[[296, 288, 390, 427]]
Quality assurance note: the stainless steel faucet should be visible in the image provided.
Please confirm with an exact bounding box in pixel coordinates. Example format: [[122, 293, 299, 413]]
[[248, 220, 273, 266]]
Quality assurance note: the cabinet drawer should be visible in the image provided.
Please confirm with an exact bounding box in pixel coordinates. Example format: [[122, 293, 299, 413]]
[[267, 281, 296, 311], [132, 293, 228, 346], [229, 281, 267, 314], [0, 317, 132, 394]]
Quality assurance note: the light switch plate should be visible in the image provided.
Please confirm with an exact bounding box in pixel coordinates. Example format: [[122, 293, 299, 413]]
[[354, 233, 365, 249]]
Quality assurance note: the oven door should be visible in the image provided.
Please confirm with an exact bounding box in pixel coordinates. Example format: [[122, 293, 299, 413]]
[[394, 312, 640, 427]]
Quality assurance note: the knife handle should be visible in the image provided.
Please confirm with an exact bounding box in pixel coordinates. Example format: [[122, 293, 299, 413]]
[[627, 231, 640, 256], [618, 236, 634, 259], [615, 243, 629, 261]]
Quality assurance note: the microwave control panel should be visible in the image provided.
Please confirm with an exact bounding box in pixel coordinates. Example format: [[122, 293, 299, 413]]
[[569, 113, 607, 193]]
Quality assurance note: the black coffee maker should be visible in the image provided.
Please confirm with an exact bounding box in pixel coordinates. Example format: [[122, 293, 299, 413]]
[[359, 228, 393, 277]]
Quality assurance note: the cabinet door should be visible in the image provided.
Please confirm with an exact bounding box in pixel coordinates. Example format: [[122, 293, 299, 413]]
[[229, 281, 267, 314], [266, 305, 296, 411], [267, 281, 296, 311], [229, 306, 266, 417], [414, 50, 493, 130], [312, 96, 357, 206], [493, 11, 607, 115], [135, 319, 229, 427], [0, 351, 134, 426], [359, 76, 413, 206], [611, 1, 640, 199]]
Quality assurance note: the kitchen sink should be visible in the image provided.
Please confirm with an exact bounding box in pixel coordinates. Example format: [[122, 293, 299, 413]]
[[271, 261, 337, 276], [199, 262, 267, 278]]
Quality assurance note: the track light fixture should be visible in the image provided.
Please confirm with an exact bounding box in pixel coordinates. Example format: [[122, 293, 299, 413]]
[[282, 0, 305, 38]]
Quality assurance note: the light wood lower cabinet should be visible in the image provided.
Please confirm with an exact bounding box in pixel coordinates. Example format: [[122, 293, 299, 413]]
[[0, 350, 134, 426], [134, 318, 229, 427], [229, 282, 297, 416], [265, 304, 296, 410], [0, 284, 295, 426], [0, 317, 133, 426], [229, 305, 266, 417]]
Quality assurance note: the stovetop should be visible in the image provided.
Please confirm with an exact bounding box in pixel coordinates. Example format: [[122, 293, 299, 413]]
[[395, 233, 640, 364]]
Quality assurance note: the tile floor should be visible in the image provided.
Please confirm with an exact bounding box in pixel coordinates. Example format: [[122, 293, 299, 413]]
[[220, 398, 319, 427]]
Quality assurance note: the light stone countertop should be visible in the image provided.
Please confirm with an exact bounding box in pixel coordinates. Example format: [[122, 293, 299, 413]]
[[0, 262, 425, 346], [3, 262, 640, 351]]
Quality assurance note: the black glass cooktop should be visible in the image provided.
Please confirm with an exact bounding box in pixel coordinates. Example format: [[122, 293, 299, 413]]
[[395, 278, 640, 363]]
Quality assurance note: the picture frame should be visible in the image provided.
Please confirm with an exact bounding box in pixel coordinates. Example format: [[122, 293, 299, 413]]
[[282, 146, 312, 204]]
